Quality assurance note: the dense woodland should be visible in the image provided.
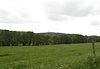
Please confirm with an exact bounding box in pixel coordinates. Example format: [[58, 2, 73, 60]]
[[0, 29, 100, 46]]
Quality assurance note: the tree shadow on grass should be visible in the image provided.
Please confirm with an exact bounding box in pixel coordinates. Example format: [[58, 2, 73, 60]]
[[0, 54, 11, 57], [90, 56, 100, 69]]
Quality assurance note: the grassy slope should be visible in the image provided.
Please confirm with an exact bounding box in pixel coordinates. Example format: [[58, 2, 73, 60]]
[[0, 43, 100, 69]]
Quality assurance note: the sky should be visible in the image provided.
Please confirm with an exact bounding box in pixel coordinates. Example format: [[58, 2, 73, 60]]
[[0, 0, 100, 35]]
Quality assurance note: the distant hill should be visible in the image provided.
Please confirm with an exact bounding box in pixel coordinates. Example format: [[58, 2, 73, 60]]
[[37, 32, 65, 36]]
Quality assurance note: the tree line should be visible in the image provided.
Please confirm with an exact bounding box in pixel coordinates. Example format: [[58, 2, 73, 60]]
[[0, 29, 100, 46]]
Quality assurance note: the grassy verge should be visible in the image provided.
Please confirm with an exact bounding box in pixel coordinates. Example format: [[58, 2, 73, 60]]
[[0, 43, 100, 69]]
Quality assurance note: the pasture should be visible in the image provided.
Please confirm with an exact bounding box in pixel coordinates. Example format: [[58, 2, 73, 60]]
[[0, 43, 100, 69]]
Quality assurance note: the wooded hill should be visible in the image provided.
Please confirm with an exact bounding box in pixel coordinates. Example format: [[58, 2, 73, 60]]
[[0, 29, 100, 46]]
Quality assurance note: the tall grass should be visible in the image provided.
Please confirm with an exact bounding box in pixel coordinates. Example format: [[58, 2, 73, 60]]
[[0, 43, 100, 69]]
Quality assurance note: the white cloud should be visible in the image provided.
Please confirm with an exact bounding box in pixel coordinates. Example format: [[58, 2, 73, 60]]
[[0, 0, 45, 24], [43, 0, 100, 21], [0, 9, 38, 23], [0, 0, 100, 35], [90, 21, 100, 26]]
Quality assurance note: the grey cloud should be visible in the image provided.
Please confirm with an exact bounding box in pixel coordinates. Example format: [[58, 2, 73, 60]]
[[0, 9, 10, 17], [0, 9, 39, 24], [62, 1, 93, 17], [90, 21, 100, 26], [17, 9, 33, 22], [48, 14, 68, 21], [44, 0, 93, 21]]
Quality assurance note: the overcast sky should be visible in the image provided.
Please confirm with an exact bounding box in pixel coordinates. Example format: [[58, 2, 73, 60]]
[[0, 0, 100, 35]]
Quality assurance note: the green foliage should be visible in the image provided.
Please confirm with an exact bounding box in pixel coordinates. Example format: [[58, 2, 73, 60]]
[[0, 29, 95, 46]]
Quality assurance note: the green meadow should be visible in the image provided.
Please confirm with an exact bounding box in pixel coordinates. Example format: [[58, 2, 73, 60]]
[[0, 43, 100, 69]]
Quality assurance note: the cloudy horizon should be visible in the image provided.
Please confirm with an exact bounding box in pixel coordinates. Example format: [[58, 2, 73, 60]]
[[0, 0, 100, 36]]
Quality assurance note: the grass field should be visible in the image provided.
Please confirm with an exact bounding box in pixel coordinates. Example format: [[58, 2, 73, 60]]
[[0, 43, 100, 69]]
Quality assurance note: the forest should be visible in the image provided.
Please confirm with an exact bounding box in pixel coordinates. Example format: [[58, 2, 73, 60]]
[[0, 29, 100, 46]]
